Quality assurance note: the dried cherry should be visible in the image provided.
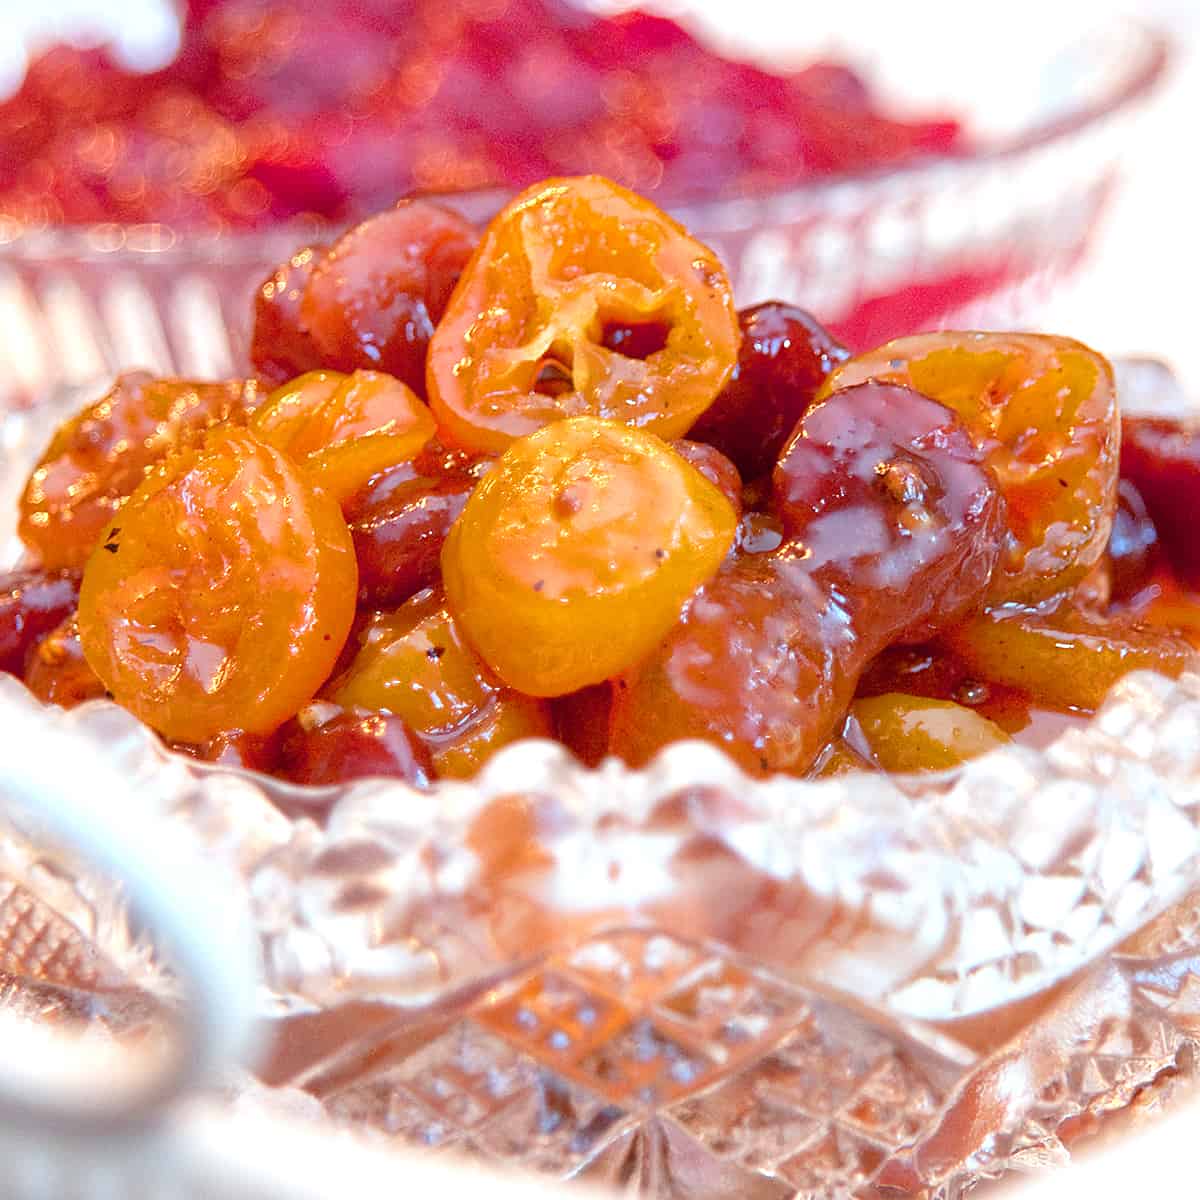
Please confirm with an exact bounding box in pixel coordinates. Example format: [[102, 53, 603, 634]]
[[347, 471, 479, 610], [301, 201, 478, 395], [250, 243, 327, 387], [279, 707, 433, 788], [670, 439, 743, 518], [820, 333, 1118, 603], [1107, 479, 1160, 602], [0, 568, 80, 676], [688, 302, 849, 480], [1120, 416, 1200, 588], [608, 546, 863, 774], [773, 381, 1005, 643], [23, 614, 106, 708], [553, 682, 613, 767]]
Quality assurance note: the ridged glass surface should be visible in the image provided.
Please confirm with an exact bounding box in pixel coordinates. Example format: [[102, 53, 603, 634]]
[[3, 366, 1200, 1195]]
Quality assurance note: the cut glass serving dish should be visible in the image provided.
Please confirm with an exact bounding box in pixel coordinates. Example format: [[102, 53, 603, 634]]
[[3, 370, 1200, 1199], [0, 13, 1191, 1194]]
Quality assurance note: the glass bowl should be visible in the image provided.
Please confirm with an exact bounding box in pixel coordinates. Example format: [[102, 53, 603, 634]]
[[0, 13, 1189, 1193], [0, 14, 1168, 411], [4, 364, 1200, 1197]]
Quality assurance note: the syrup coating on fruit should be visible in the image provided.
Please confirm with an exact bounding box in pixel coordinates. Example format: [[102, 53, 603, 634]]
[[0, 569, 80, 676], [689, 302, 849, 480], [609, 547, 863, 774], [251, 369, 437, 503], [1107, 479, 1160, 602], [1120, 416, 1200, 588], [23, 614, 106, 708], [300, 202, 479, 395], [77, 427, 357, 742], [11, 179, 1200, 791], [850, 693, 1010, 773], [940, 604, 1196, 713], [331, 590, 553, 779], [670, 439, 744, 519], [19, 373, 260, 570], [427, 176, 740, 453], [820, 332, 1119, 604], [346, 465, 481, 611], [612, 384, 1003, 774], [279, 706, 434, 788], [442, 416, 737, 696], [773, 381, 1006, 643], [251, 244, 327, 387]]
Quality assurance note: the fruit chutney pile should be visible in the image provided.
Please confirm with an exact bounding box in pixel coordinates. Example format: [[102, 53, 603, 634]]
[[3, 176, 1198, 790]]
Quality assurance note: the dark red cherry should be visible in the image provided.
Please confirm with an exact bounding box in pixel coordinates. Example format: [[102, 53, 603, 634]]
[[1121, 417, 1200, 587], [280, 707, 433, 788], [773, 381, 1005, 642], [688, 303, 850, 480], [0, 569, 80, 676]]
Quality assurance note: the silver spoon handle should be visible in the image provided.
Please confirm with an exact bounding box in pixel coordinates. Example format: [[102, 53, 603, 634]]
[[0, 695, 259, 1137]]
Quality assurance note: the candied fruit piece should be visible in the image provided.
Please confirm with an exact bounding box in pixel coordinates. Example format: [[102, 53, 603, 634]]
[[250, 243, 327, 386], [427, 175, 740, 454], [820, 332, 1118, 604], [553, 682, 613, 767], [608, 547, 861, 774], [19, 373, 261, 570], [184, 728, 283, 774], [1120, 416, 1200, 588], [670, 438, 743, 518], [0, 568, 80, 676], [773, 381, 1006, 642], [331, 590, 552, 779], [1107, 479, 1160, 602], [345, 463, 481, 610], [612, 381, 1003, 775], [940, 605, 1197, 713], [442, 416, 737, 696], [851, 693, 1010, 772], [688, 302, 849, 480], [301, 201, 478, 395], [77, 427, 357, 742], [279, 706, 433, 788], [23, 614, 106, 708], [250, 369, 436, 503]]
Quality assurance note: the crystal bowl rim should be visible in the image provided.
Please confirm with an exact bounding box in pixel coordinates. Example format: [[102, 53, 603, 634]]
[[0, 16, 1170, 263]]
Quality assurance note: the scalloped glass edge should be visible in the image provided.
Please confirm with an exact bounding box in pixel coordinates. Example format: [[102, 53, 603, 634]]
[[3, 658, 1200, 1025], [4, 358, 1200, 1031]]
